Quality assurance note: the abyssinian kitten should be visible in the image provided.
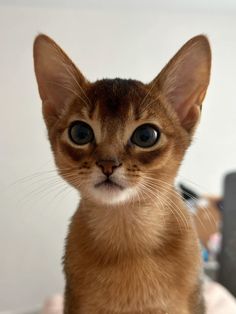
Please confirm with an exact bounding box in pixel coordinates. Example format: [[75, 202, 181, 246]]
[[33, 34, 211, 314]]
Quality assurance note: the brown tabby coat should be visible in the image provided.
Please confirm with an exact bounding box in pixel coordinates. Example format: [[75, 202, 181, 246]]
[[33, 34, 211, 314]]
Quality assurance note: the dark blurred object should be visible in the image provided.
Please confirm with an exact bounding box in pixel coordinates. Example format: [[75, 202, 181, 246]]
[[216, 199, 224, 212], [218, 172, 236, 297], [179, 183, 199, 201]]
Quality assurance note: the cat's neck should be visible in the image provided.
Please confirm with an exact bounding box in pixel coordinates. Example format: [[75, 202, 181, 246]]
[[72, 191, 189, 259]]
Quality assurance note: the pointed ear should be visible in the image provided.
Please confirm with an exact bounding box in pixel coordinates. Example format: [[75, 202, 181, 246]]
[[151, 35, 211, 132], [33, 34, 88, 125]]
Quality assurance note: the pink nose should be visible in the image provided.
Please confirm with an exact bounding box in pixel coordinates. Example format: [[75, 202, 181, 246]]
[[96, 159, 122, 176]]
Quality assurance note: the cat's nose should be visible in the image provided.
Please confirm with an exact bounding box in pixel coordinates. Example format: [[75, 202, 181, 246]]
[[96, 159, 122, 176]]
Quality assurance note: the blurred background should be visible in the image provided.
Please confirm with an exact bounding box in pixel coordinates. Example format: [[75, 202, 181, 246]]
[[0, 0, 236, 312]]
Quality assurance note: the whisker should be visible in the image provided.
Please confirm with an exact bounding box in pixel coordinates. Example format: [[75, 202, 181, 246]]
[[60, 61, 92, 107], [139, 177, 190, 230], [137, 183, 167, 227], [139, 78, 158, 110], [142, 174, 215, 230], [144, 174, 209, 209], [47, 80, 89, 109], [140, 96, 160, 115], [7, 166, 79, 188], [138, 181, 186, 231]]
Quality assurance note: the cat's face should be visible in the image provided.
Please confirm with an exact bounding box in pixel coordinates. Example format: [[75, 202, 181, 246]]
[[42, 79, 188, 205], [34, 35, 211, 205]]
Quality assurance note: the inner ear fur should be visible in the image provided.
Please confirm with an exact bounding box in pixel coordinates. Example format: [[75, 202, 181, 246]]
[[150, 35, 211, 132], [33, 34, 88, 126]]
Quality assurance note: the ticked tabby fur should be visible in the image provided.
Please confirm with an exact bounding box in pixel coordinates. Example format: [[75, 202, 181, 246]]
[[33, 34, 211, 314]]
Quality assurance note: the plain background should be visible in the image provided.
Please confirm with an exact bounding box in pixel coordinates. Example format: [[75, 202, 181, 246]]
[[0, 0, 236, 311]]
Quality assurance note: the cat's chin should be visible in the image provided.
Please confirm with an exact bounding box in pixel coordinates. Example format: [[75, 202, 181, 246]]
[[90, 185, 136, 205]]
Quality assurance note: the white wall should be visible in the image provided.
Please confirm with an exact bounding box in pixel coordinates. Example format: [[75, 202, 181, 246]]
[[0, 2, 236, 311]]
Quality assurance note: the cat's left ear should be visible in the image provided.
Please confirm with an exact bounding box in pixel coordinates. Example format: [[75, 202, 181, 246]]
[[34, 34, 88, 126], [151, 35, 211, 132]]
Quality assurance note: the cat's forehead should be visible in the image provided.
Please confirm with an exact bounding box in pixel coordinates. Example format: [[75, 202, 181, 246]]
[[86, 78, 149, 120], [63, 78, 173, 138]]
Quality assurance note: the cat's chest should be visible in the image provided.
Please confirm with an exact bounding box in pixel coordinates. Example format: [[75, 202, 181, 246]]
[[79, 257, 177, 313]]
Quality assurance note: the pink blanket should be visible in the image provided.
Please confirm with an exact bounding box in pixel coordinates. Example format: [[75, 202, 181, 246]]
[[41, 281, 236, 314]]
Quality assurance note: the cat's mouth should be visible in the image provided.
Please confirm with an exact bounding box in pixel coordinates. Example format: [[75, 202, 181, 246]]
[[94, 178, 124, 190], [92, 177, 134, 204]]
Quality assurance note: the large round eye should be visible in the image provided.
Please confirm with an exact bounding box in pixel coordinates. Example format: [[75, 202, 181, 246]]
[[68, 121, 94, 145], [131, 124, 160, 148]]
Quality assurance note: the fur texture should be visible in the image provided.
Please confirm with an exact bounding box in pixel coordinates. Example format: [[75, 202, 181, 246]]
[[33, 34, 211, 314]]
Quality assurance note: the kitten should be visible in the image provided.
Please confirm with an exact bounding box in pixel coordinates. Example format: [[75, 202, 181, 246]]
[[33, 34, 211, 314]]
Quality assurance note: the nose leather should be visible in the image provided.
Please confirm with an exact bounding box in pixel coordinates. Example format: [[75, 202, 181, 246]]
[[96, 159, 122, 176]]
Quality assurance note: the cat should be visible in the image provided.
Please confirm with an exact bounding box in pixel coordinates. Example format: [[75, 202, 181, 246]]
[[33, 34, 211, 314]]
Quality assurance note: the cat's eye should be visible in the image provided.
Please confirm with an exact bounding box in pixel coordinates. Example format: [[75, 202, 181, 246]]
[[68, 121, 94, 145], [131, 124, 160, 148]]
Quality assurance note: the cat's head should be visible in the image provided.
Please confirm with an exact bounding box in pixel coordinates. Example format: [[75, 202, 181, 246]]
[[33, 35, 211, 205]]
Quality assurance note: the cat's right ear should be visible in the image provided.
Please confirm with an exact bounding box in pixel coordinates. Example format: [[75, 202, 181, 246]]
[[150, 35, 211, 133], [33, 34, 88, 126]]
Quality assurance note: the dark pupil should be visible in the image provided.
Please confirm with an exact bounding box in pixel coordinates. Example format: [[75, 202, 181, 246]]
[[139, 130, 151, 142], [132, 125, 159, 148], [69, 123, 93, 145]]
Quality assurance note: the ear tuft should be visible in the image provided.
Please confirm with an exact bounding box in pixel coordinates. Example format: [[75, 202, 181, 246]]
[[151, 35, 211, 132]]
